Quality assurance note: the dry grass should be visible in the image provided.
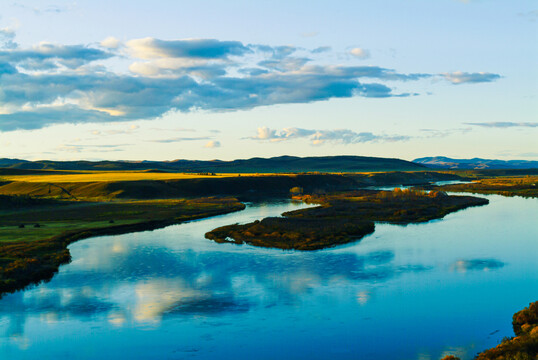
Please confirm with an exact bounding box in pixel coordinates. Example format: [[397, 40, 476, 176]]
[[2, 171, 248, 183], [437, 176, 538, 198]]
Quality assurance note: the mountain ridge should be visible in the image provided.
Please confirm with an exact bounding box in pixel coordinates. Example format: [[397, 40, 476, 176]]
[[0, 155, 426, 173], [413, 156, 538, 170]]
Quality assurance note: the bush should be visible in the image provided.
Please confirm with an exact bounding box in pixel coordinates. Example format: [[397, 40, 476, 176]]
[[290, 186, 304, 195], [513, 302, 538, 336]]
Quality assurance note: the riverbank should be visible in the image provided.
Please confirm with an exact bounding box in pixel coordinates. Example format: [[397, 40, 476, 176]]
[[0, 197, 245, 297], [433, 175, 538, 198], [442, 301, 538, 360], [205, 188, 489, 250]]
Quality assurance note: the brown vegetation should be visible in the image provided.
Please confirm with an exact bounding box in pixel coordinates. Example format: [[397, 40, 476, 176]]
[[435, 176, 538, 198], [442, 301, 538, 360], [205, 188, 488, 250], [205, 217, 374, 250]]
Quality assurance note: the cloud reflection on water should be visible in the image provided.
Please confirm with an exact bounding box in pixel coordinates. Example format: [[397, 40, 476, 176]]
[[0, 240, 431, 333], [450, 259, 505, 273]]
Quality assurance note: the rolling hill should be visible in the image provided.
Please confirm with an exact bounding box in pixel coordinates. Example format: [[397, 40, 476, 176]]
[[0, 155, 426, 173], [413, 156, 538, 170]]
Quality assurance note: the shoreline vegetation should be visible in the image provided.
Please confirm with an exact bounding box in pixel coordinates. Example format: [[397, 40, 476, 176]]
[[1, 170, 466, 297], [432, 176, 538, 198], [0, 196, 245, 297], [0, 169, 535, 298], [205, 188, 489, 250], [0, 167, 536, 357], [442, 301, 538, 360]]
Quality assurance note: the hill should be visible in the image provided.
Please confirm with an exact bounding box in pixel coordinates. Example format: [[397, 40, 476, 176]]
[[0, 155, 426, 173], [413, 156, 538, 170]]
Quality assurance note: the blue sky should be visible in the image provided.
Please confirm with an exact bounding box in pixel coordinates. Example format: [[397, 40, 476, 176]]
[[0, 0, 536, 161]]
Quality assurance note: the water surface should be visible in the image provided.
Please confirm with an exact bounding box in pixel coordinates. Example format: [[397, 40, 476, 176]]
[[0, 195, 536, 359]]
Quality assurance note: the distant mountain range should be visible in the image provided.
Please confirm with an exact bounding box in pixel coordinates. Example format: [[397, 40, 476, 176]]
[[0, 155, 426, 173], [413, 156, 538, 170]]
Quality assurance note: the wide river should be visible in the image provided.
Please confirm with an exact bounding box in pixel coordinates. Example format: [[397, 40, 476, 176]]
[[0, 194, 536, 359]]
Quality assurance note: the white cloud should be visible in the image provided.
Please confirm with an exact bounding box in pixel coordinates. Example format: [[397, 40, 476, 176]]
[[100, 37, 121, 49], [0, 35, 500, 131], [249, 127, 410, 145], [441, 71, 500, 84], [204, 140, 221, 148], [254, 126, 278, 140], [350, 48, 370, 59], [125, 37, 249, 60], [465, 122, 538, 128]]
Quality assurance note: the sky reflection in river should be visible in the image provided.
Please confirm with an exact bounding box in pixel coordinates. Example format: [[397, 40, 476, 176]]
[[0, 196, 537, 360]]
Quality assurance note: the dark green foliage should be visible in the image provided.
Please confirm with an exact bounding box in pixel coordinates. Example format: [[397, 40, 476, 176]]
[[0, 194, 57, 209]]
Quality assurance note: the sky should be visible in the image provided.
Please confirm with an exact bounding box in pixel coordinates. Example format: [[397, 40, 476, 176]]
[[0, 0, 536, 161]]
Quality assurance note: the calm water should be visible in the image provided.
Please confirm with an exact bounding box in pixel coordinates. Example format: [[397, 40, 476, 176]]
[[0, 195, 537, 360]]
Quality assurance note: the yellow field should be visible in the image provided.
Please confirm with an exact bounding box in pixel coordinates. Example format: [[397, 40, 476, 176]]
[[2, 171, 250, 183]]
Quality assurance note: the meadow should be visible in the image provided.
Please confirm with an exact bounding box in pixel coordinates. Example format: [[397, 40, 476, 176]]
[[0, 196, 245, 296], [1, 170, 243, 183]]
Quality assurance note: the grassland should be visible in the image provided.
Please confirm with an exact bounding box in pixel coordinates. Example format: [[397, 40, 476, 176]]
[[434, 176, 538, 198], [0, 196, 245, 296], [205, 188, 489, 250], [1, 170, 244, 183], [0, 169, 465, 201]]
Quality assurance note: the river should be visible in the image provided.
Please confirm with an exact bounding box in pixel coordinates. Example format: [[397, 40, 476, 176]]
[[0, 195, 536, 359]]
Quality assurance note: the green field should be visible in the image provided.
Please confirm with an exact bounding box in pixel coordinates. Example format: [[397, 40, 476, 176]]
[[0, 196, 245, 296]]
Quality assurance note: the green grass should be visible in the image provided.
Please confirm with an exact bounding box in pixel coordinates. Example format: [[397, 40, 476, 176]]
[[0, 196, 245, 296], [0, 220, 138, 243]]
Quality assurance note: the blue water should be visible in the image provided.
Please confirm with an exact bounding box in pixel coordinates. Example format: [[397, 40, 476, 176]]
[[0, 195, 536, 359]]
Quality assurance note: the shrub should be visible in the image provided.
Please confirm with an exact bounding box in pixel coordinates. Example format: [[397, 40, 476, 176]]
[[290, 186, 304, 195]]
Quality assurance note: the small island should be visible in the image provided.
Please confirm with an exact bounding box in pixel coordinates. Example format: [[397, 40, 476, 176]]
[[205, 188, 489, 250]]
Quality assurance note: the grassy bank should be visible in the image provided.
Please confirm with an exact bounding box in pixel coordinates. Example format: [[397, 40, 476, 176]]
[[434, 176, 538, 198], [205, 188, 488, 250], [0, 196, 245, 297]]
